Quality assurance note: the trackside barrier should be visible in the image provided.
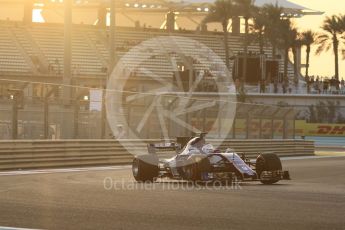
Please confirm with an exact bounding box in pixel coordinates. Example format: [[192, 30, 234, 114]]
[[0, 139, 314, 170]]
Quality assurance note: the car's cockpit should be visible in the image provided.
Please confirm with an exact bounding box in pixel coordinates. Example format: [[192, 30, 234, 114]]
[[179, 137, 215, 155]]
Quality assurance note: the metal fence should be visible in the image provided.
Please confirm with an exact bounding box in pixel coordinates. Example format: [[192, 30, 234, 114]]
[[232, 104, 296, 139], [0, 94, 311, 140], [0, 98, 106, 140]]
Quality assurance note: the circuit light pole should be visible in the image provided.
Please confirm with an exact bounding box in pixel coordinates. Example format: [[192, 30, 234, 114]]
[[63, 0, 72, 104], [61, 0, 73, 138], [109, 0, 116, 71]]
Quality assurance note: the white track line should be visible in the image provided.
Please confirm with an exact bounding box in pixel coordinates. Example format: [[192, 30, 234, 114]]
[[280, 155, 345, 161], [0, 165, 131, 177], [0, 227, 42, 230]]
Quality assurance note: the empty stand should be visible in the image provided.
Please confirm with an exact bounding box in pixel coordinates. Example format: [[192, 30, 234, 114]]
[[0, 21, 297, 88], [0, 23, 31, 74]]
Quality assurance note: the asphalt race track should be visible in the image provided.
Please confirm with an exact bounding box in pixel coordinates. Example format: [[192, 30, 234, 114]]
[[0, 156, 344, 230]]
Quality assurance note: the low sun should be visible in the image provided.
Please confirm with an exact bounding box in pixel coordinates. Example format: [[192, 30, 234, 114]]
[[32, 9, 45, 23]]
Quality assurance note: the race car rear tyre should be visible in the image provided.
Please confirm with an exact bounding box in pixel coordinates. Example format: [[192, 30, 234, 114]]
[[256, 153, 282, 185], [132, 155, 159, 182]]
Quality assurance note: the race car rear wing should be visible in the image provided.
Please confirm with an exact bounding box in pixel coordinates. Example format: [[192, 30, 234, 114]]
[[147, 134, 206, 154], [147, 142, 181, 154]]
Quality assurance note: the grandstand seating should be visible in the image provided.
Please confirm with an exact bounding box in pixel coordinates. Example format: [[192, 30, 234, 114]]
[[0, 23, 32, 74], [0, 21, 296, 85]]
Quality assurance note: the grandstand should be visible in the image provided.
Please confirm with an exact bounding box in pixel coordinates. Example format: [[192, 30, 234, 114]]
[[0, 0, 332, 140], [0, 18, 298, 92], [0, 0, 321, 88]]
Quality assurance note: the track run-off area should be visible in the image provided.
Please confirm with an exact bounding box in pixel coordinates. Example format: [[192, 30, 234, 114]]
[[0, 155, 344, 230]]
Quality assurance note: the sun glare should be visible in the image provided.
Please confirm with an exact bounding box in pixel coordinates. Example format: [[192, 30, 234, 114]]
[[33, 9, 45, 23]]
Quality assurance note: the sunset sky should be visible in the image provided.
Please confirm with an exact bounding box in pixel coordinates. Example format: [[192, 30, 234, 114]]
[[291, 0, 345, 79]]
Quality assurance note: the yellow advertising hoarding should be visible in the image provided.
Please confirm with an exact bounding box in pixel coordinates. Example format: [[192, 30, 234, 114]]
[[295, 121, 345, 137], [192, 118, 345, 137]]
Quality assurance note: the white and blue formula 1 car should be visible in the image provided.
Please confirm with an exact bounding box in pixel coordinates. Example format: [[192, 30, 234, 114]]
[[132, 135, 290, 184]]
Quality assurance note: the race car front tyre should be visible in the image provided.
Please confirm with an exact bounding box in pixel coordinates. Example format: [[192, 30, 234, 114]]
[[132, 155, 159, 182], [256, 153, 282, 185]]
